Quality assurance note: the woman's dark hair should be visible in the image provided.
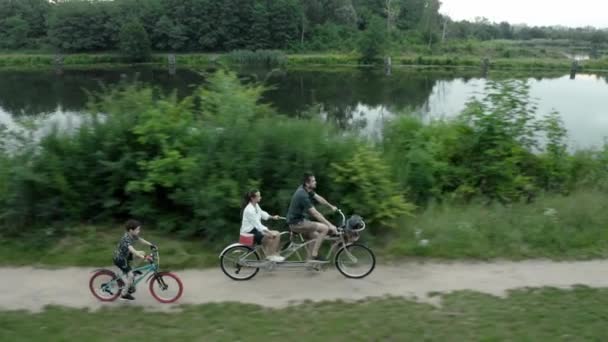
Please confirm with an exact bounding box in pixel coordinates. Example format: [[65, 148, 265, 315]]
[[240, 189, 259, 218], [125, 219, 141, 232]]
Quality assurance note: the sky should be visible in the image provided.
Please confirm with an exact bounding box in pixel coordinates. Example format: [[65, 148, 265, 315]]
[[440, 0, 607, 28]]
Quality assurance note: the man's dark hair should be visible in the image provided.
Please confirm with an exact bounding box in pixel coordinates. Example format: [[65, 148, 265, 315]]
[[125, 219, 141, 232], [302, 172, 315, 185]]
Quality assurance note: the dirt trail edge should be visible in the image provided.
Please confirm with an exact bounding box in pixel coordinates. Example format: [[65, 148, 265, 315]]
[[3, 260, 608, 312]]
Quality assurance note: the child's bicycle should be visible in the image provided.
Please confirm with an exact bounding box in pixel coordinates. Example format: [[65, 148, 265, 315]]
[[88, 246, 184, 304]]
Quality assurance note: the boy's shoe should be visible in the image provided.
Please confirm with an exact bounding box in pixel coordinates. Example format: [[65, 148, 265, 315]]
[[120, 294, 135, 301]]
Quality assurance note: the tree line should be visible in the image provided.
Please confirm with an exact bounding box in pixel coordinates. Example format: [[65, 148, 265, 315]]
[[1, 0, 606, 53]]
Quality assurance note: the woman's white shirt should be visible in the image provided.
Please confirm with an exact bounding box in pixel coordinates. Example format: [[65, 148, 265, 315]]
[[240, 203, 271, 234]]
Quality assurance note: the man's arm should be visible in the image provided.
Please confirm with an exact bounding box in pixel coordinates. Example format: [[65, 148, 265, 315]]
[[313, 194, 337, 212], [308, 207, 336, 230]]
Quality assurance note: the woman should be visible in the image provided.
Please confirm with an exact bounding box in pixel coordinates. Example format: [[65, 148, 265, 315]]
[[241, 189, 285, 262]]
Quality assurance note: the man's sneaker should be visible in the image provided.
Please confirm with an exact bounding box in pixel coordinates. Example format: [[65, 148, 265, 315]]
[[267, 255, 285, 262], [127, 286, 136, 294], [120, 294, 135, 301]]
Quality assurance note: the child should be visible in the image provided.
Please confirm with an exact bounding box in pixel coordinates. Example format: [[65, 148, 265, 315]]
[[113, 219, 155, 301]]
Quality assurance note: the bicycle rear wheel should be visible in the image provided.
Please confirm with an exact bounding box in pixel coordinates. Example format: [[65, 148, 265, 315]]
[[149, 272, 184, 304], [89, 269, 124, 302], [220, 245, 260, 281], [335, 244, 376, 279]]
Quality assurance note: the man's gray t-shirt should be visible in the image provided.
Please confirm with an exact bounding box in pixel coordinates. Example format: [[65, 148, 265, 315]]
[[286, 186, 316, 225]]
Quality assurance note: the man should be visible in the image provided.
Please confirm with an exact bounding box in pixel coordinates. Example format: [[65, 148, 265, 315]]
[[286, 172, 338, 262]]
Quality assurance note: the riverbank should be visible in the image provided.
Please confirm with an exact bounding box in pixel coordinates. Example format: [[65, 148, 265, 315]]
[[1, 52, 607, 72], [2, 190, 607, 270]]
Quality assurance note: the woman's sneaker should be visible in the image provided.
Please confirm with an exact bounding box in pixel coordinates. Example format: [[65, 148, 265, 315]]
[[267, 255, 285, 262]]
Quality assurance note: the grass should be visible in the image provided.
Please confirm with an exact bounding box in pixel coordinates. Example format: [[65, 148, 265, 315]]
[[2, 191, 608, 269], [1, 287, 607, 340], [2, 51, 606, 71], [385, 190, 608, 261], [0, 226, 219, 270]]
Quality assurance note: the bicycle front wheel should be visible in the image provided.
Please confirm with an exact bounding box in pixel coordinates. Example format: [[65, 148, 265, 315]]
[[149, 272, 184, 304], [335, 244, 376, 279], [220, 245, 260, 281]]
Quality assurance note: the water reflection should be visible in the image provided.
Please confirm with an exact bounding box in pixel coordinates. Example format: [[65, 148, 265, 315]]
[[0, 67, 606, 149]]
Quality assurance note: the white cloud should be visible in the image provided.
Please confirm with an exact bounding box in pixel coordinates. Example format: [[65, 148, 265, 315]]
[[440, 0, 608, 28]]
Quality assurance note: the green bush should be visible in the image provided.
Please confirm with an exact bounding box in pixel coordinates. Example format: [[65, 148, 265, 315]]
[[382, 79, 582, 206], [0, 70, 413, 240], [330, 146, 415, 232]]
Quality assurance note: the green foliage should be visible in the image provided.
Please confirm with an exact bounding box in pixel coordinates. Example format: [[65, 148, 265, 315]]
[[357, 15, 387, 64], [1, 0, 607, 55], [330, 146, 415, 231], [249, 2, 271, 50], [226, 50, 287, 67], [386, 190, 608, 260], [0, 16, 29, 49], [382, 79, 595, 206], [48, 0, 118, 52], [118, 20, 151, 62], [1, 70, 416, 240]]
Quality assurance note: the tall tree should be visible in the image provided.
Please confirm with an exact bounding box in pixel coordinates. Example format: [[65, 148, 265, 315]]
[[250, 1, 271, 50], [358, 15, 387, 63], [0, 16, 29, 49], [119, 19, 151, 61], [268, 0, 301, 49], [48, 1, 114, 51]]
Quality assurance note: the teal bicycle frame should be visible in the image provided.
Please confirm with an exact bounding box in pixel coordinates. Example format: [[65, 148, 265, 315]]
[[100, 250, 161, 294]]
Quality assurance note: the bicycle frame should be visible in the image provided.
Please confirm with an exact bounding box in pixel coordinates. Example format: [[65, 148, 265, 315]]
[[235, 210, 360, 269], [103, 250, 160, 290]]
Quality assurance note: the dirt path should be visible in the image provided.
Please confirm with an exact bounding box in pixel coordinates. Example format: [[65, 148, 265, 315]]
[[2, 260, 608, 312]]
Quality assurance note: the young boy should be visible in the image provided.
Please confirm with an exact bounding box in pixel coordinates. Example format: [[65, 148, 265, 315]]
[[113, 219, 155, 301]]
